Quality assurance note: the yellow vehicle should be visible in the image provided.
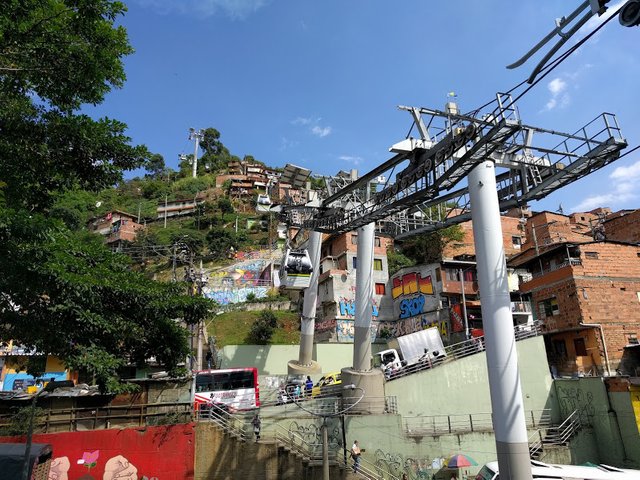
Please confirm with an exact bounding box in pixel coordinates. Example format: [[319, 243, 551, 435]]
[[311, 372, 342, 397]]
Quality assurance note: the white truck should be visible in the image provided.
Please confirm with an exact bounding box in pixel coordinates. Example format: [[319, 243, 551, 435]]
[[373, 327, 447, 378]]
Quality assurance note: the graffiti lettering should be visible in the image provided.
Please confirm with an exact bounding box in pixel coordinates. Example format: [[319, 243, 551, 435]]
[[378, 317, 448, 338], [338, 299, 379, 318], [315, 318, 337, 333], [399, 295, 425, 318], [392, 271, 433, 299], [204, 286, 268, 305], [336, 320, 378, 343]]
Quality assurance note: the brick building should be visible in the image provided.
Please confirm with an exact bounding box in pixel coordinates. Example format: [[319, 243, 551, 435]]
[[88, 210, 145, 252], [315, 231, 394, 342], [384, 212, 533, 345], [510, 209, 640, 377]]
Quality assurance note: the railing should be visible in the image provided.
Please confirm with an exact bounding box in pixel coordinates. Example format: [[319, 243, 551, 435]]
[[544, 410, 581, 445], [337, 452, 402, 480], [259, 386, 398, 414], [0, 402, 193, 433], [528, 430, 544, 459], [385, 323, 542, 381], [404, 409, 551, 437], [531, 257, 582, 279]]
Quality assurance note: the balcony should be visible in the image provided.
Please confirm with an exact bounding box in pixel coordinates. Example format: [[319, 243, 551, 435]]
[[511, 301, 532, 314]]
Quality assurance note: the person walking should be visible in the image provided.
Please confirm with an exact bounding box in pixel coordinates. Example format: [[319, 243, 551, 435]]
[[252, 413, 261, 442], [351, 439, 362, 473], [305, 375, 313, 396]]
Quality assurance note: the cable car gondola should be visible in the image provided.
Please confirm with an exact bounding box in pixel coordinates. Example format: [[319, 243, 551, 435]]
[[280, 248, 313, 290]]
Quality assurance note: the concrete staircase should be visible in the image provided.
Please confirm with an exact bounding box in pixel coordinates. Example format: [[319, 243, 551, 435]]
[[529, 410, 582, 460]]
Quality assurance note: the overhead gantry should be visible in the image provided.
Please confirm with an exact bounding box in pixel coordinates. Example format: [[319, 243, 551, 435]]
[[280, 92, 627, 480]]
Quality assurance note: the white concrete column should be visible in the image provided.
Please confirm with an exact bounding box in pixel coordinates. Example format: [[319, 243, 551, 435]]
[[468, 160, 532, 480], [288, 230, 322, 374], [353, 222, 375, 371]]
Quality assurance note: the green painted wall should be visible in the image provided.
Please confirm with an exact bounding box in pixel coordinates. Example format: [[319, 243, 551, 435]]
[[217, 337, 640, 474], [609, 391, 640, 467], [386, 336, 554, 417], [219, 343, 387, 375]]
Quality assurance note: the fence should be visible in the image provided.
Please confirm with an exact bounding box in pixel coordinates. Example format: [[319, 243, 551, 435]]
[[404, 409, 552, 436], [0, 402, 193, 434]]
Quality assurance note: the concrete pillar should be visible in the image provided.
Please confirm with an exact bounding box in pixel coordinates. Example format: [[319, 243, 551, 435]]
[[468, 160, 532, 480], [288, 230, 322, 375], [345, 222, 385, 413], [353, 222, 374, 371]]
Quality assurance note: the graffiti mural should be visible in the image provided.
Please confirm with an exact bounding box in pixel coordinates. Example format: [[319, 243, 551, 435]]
[[373, 449, 445, 480], [378, 317, 448, 339], [336, 320, 378, 343], [338, 298, 379, 318], [555, 382, 596, 425], [399, 295, 425, 319], [392, 271, 433, 299], [450, 304, 465, 333], [0, 423, 194, 480], [204, 286, 268, 305], [315, 318, 337, 333]]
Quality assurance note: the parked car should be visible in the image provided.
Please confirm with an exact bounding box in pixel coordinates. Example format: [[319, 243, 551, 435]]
[[311, 372, 342, 397]]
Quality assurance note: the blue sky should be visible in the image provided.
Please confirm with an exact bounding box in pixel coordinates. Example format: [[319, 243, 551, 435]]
[[89, 0, 639, 214]]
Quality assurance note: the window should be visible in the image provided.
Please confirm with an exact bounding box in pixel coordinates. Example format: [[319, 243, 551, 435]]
[[375, 283, 386, 295], [373, 259, 383, 271], [352, 257, 357, 269], [585, 251, 599, 259], [538, 298, 559, 318], [512, 236, 522, 249], [628, 333, 639, 345], [435, 268, 442, 282], [351, 234, 358, 245], [374, 237, 381, 247], [574, 338, 587, 356], [445, 269, 459, 281]]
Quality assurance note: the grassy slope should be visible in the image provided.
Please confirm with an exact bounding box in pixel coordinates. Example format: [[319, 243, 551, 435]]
[[207, 309, 300, 347]]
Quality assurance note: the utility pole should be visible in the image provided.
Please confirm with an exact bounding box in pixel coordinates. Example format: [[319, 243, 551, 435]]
[[459, 268, 470, 340], [189, 128, 204, 179]]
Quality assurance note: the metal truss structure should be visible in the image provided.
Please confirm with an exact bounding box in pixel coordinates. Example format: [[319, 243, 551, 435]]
[[279, 92, 627, 239]]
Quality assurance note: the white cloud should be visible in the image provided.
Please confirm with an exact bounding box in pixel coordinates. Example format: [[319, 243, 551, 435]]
[[311, 125, 332, 138], [548, 78, 567, 95], [279, 137, 298, 150], [544, 77, 571, 111], [610, 161, 640, 180], [291, 115, 332, 138], [571, 159, 640, 211], [134, 0, 269, 19], [339, 155, 362, 166], [291, 117, 312, 126]]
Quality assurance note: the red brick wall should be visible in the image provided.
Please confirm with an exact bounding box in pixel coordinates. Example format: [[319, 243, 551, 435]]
[[1, 423, 195, 480], [605, 209, 640, 244], [521, 242, 640, 366]]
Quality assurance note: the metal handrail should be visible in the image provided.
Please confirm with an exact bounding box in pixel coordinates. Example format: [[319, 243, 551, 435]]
[[337, 452, 402, 480], [385, 323, 542, 381], [404, 409, 551, 436]]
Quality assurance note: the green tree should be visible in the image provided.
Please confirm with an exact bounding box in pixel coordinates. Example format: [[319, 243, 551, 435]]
[[399, 225, 465, 265], [206, 227, 246, 259], [387, 246, 414, 275], [0, 1, 213, 392], [247, 311, 278, 344], [217, 197, 234, 221], [146, 153, 166, 178]]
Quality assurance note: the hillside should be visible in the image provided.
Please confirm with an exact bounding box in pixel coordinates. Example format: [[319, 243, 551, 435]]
[[208, 309, 300, 347]]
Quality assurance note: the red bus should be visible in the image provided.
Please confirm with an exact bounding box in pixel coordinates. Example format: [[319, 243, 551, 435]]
[[193, 367, 260, 412]]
